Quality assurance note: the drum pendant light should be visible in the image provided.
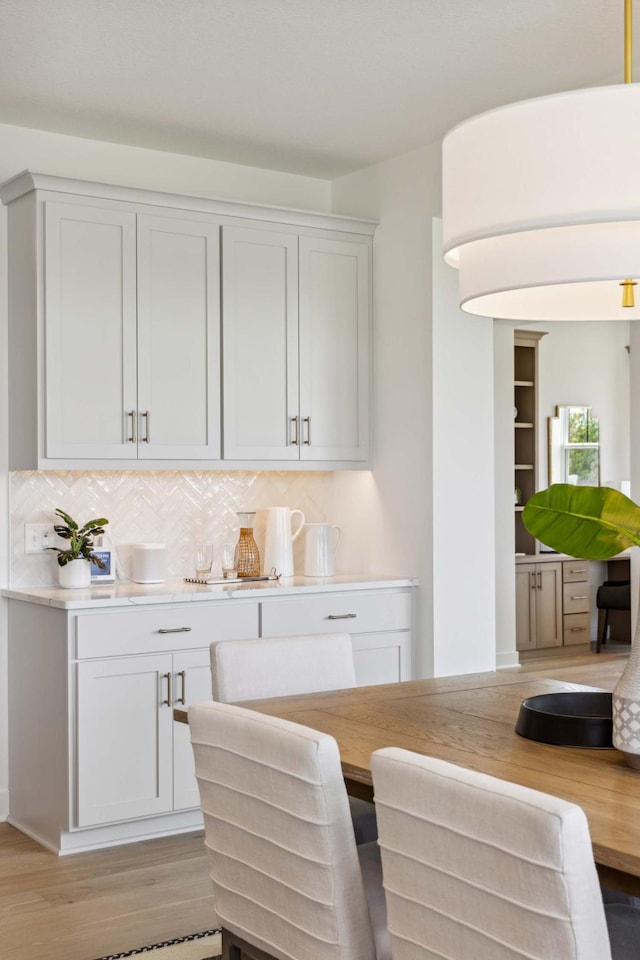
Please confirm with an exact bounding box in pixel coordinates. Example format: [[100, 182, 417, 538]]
[[442, 0, 640, 321]]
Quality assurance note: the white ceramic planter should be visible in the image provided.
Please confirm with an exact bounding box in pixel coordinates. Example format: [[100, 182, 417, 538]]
[[58, 559, 91, 589]]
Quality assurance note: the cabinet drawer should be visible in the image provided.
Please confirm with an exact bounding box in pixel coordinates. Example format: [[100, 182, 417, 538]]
[[563, 582, 590, 615], [564, 612, 591, 646], [75, 602, 259, 659], [261, 590, 412, 638], [562, 561, 590, 583]]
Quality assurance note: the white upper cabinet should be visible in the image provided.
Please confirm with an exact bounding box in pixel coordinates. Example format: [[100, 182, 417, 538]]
[[299, 235, 370, 462], [45, 204, 221, 462], [1, 172, 375, 470], [136, 215, 220, 460], [222, 226, 300, 460], [44, 202, 138, 460], [222, 226, 371, 462]]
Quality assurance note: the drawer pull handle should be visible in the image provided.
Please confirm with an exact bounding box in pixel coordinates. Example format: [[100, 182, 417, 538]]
[[290, 416, 299, 445], [158, 626, 192, 634], [162, 672, 172, 707], [570, 595, 588, 601], [127, 409, 136, 443], [570, 627, 586, 632], [176, 670, 186, 705], [327, 613, 357, 620], [569, 568, 588, 574], [141, 410, 151, 443]]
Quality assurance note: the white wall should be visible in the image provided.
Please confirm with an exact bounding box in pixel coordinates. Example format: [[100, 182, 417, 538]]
[[529, 321, 630, 488], [432, 220, 496, 676], [332, 144, 439, 677], [332, 150, 497, 678], [0, 123, 331, 211], [494, 322, 519, 668]]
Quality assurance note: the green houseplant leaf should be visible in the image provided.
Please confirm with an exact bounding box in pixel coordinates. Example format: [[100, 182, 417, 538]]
[[48, 507, 109, 568], [522, 484, 640, 560]]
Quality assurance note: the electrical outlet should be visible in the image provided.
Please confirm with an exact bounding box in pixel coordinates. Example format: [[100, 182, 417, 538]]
[[24, 523, 54, 554]]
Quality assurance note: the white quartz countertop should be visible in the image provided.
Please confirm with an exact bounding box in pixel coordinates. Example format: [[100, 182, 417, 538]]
[[2, 574, 417, 610]]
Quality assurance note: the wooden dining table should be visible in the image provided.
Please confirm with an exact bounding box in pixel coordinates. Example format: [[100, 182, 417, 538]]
[[176, 652, 640, 895]]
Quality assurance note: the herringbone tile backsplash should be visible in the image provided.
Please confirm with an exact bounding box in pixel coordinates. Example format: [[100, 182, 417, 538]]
[[10, 470, 332, 586]]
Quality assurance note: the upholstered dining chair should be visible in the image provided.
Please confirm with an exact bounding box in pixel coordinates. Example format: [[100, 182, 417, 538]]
[[371, 748, 640, 960], [189, 700, 391, 960], [210, 632, 377, 844]]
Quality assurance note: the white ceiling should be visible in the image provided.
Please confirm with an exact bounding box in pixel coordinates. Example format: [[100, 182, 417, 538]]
[[0, 0, 629, 179]]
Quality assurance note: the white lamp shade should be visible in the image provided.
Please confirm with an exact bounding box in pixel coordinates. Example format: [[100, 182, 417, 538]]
[[442, 84, 640, 320]]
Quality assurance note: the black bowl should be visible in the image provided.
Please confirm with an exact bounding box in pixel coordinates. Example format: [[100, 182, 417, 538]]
[[515, 691, 613, 748]]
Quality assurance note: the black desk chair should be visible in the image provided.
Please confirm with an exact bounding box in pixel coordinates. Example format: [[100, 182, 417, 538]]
[[596, 580, 631, 653]]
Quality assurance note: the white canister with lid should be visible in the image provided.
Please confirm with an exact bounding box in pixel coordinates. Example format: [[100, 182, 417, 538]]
[[303, 523, 342, 577], [131, 543, 166, 583]]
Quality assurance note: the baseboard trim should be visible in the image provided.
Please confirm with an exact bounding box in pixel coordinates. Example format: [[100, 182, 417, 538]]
[[496, 651, 521, 669], [0, 788, 9, 822]]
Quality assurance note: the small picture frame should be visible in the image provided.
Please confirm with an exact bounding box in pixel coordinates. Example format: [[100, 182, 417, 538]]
[[90, 548, 115, 584]]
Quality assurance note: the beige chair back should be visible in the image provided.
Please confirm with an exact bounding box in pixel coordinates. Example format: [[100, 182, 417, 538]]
[[371, 747, 613, 960], [190, 700, 381, 960], [210, 632, 356, 702]]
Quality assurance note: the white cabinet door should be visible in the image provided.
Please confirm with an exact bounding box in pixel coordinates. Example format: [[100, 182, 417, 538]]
[[298, 236, 370, 461], [44, 201, 138, 460], [351, 631, 412, 685], [172, 649, 213, 811], [137, 215, 221, 460], [222, 226, 299, 460], [76, 654, 174, 826]]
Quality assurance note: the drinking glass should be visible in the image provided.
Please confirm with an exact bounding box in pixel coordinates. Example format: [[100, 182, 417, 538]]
[[194, 542, 213, 578], [221, 541, 238, 579]]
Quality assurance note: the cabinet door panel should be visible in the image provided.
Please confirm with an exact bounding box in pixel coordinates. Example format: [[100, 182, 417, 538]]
[[44, 202, 138, 459], [222, 226, 299, 460], [351, 631, 412, 685], [515, 565, 536, 651], [537, 563, 563, 648], [137, 215, 221, 459], [299, 236, 370, 461], [77, 655, 174, 826], [173, 650, 212, 810]]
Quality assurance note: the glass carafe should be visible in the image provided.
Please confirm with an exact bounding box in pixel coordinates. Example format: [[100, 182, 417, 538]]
[[234, 511, 261, 578]]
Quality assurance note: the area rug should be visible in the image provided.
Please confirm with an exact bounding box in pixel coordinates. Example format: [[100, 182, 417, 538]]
[[90, 928, 221, 960]]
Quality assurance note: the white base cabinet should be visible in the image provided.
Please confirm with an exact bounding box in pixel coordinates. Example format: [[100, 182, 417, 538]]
[[7, 581, 414, 853], [260, 588, 412, 683], [76, 648, 212, 827]]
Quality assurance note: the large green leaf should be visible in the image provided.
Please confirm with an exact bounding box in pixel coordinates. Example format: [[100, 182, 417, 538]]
[[522, 484, 640, 560]]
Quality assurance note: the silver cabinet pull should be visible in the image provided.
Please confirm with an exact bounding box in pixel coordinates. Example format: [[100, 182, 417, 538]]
[[158, 626, 192, 634], [570, 626, 586, 632], [327, 613, 357, 620], [161, 672, 172, 706], [569, 568, 588, 574], [141, 410, 151, 443], [176, 670, 186, 705], [127, 410, 136, 443], [530, 573, 536, 591], [290, 416, 299, 445], [303, 416, 311, 445], [571, 595, 588, 601], [537, 571, 542, 590]]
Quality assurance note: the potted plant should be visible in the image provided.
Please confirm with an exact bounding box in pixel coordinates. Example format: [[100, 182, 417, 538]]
[[49, 508, 109, 589], [523, 483, 640, 766]]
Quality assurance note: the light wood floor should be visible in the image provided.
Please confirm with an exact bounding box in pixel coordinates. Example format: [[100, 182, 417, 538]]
[[0, 647, 628, 960], [0, 824, 215, 960]]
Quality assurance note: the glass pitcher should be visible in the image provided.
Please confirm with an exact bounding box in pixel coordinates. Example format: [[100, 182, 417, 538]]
[[234, 511, 261, 578]]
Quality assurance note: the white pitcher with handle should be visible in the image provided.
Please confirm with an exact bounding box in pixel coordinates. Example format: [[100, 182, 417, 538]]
[[303, 523, 342, 577], [262, 507, 305, 577]]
